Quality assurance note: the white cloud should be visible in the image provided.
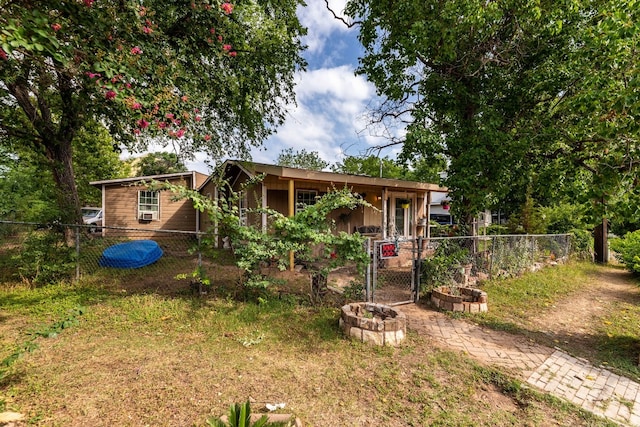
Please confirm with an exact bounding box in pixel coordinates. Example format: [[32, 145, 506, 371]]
[[251, 66, 378, 166], [298, 1, 351, 55]]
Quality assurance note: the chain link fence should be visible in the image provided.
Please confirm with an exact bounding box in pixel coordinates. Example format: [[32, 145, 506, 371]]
[[368, 234, 573, 304], [0, 221, 223, 293], [1, 220, 574, 303]]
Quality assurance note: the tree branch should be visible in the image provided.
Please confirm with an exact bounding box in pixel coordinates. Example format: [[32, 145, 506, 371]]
[[324, 0, 360, 28]]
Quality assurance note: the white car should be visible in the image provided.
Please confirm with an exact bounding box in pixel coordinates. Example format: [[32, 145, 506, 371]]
[[82, 207, 103, 232]]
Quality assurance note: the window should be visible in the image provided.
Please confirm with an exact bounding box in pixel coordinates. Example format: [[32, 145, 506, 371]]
[[138, 190, 159, 220], [238, 191, 247, 226], [295, 190, 317, 214]]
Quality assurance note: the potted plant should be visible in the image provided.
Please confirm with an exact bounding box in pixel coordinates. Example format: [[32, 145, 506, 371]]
[[440, 199, 450, 210]]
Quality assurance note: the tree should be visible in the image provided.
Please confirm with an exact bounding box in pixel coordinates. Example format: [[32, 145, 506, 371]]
[[0, 0, 305, 223], [332, 155, 402, 178], [275, 148, 328, 171], [0, 120, 129, 221], [332, 154, 444, 183], [343, 0, 639, 228], [134, 152, 187, 176]]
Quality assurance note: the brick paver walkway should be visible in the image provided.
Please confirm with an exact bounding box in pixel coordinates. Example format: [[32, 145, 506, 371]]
[[401, 303, 640, 426]]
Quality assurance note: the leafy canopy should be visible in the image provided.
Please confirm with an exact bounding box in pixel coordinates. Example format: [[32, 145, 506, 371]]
[[275, 148, 329, 171], [0, 0, 306, 155], [345, 0, 640, 227], [0, 0, 306, 222]]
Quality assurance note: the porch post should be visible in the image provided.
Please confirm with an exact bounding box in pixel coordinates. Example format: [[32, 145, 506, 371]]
[[382, 188, 388, 239], [288, 179, 295, 271], [426, 191, 432, 239], [261, 183, 267, 233]]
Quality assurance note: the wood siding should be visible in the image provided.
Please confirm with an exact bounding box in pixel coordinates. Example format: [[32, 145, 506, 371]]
[[102, 177, 197, 235]]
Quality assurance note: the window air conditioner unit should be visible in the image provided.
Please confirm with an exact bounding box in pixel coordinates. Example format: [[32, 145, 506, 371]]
[[139, 210, 157, 221]]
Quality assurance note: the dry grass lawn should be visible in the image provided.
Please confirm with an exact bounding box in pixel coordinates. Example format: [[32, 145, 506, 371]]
[[0, 262, 620, 426]]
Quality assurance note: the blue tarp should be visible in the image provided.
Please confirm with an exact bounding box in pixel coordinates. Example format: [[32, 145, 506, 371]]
[[99, 240, 163, 269]]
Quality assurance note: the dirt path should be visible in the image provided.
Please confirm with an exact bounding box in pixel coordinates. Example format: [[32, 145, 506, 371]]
[[527, 265, 640, 360]]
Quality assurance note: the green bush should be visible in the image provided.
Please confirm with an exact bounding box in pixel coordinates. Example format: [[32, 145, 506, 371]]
[[569, 229, 593, 261], [538, 203, 588, 234], [11, 229, 76, 286], [481, 224, 510, 235], [610, 230, 640, 275], [420, 240, 470, 293]]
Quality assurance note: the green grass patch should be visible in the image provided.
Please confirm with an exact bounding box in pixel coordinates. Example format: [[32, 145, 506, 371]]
[[594, 300, 640, 378], [479, 262, 600, 322]]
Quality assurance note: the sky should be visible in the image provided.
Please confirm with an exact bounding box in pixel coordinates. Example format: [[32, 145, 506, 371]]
[[181, 0, 402, 174]]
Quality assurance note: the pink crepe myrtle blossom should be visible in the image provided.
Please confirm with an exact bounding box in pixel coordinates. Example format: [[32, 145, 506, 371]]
[[165, 113, 174, 119], [83, 0, 94, 7], [137, 119, 150, 129], [176, 129, 186, 138], [142, 26, 153, 34], [229, 51, 237, 57], [203, 134, 211, 141], [217, 35, 223, 42], [86, 72, 101, 79], [195, 116, 202, 122], [0, 49, 7, 60], [134, 129, 141, 135], [105, 90, 117, 100], [131, 102, 142, 110], [181, 95, 188, 102], [223, 44, 232, 52], [51, 23, 62, 32], [221, 3, 233, 14], [210, 28, 216, 34], [157, 121, 167, 129], [130, 46, 142, 55]]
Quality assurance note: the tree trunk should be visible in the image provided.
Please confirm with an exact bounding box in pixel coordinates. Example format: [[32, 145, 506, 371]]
[[310, 271, 328, 303], [45, 137, 82, 225], [8, 71, 83, 226]]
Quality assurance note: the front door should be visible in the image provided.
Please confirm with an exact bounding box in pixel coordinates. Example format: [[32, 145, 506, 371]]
[[391, 196, 413, 237]]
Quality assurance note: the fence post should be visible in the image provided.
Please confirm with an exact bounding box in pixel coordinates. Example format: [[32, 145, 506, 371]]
[[371, 240, 378, 303], [197, 233, 203, 270], [365, 237, 371, 303], [489, 236, 496, 280], [75, 225, 80, 281], [414, 236, 423, 303]]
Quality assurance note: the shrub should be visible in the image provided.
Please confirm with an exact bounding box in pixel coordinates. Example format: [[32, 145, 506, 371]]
[[11, 229, 76, 286], [481, 224, 510, 235], [569, 229, 593, 261], [610, 230, 640, 275], [420, 240, 470, 293]]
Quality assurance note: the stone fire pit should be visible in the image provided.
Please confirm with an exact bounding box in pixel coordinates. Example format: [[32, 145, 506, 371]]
[[339, 302, 406, 346], [431, 286, 488, 313]]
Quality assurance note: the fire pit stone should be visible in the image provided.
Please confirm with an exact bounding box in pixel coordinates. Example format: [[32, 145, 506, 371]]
[[339, 302, 407, 346]]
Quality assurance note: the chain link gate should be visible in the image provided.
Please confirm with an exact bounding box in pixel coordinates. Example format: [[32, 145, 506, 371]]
[[365, 237, 423, 306]]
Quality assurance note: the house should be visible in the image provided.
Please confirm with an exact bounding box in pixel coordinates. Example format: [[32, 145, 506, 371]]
[[201, 160, 447, 241], [90, 171, 208, 235], [90, 160, 447, 241]]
